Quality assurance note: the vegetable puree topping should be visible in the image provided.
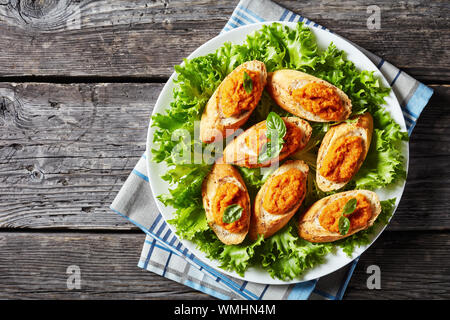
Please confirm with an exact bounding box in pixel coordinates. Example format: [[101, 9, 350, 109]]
[[281, 122, 304, 154], [219, 68, 261, 118], [292, 82, 344, 120], [244, 121, 303, 163], [212, 182, 247, 233], [263, 168, 306, 214], [319, 135, 364, 182], [319, 194, 372, 233]]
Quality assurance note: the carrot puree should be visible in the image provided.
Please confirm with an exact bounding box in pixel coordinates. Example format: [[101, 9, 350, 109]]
[[263, 168, 305, 214], [319, 136, 364, 182], [292, 82, 344, 120], [220, 68, 261, 117], [212, 183, 247, 233]]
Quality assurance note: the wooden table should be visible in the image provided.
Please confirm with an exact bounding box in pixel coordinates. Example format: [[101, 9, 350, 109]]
[[0, 0, 449, 300]]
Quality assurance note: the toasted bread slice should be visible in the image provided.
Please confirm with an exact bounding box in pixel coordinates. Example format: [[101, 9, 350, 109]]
[[200, 60, 267, 143], [316, 112, 373, 192], [266, 69, 352, 122], [298, 190, 381, 243], [222, 117, 312, 168], [249, 160, 309, 240], [202, 163, 251, 245]]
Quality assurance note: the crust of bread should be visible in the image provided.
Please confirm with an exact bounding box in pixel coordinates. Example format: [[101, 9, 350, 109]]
[[316, 112, 373, 192], [200, 60, 267, 143], [266, 69, 352, 122], [201, 163, 251, 245], [222, 117, 312, 168], [298, 190, 381, 243], [249, 160, 309, 240]]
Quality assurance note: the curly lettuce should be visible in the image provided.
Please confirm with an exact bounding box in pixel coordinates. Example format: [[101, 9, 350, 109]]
[[151, 22, 407, 280]]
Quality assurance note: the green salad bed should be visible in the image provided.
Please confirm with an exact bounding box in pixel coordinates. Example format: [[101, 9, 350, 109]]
[[151, 22, 408, 281]]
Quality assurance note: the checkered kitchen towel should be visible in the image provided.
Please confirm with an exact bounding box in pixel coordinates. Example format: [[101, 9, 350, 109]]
[[110, 0, 433, 300]]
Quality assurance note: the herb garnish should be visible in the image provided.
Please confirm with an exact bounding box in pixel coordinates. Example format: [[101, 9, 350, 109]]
[[258, 112, 287, 163], [338, 198, 357, 235], [243, 71, 253, 94], [222, 204, 243, 224]]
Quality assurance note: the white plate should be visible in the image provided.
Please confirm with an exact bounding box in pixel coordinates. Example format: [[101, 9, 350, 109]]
[[146, 22, 409, 285]]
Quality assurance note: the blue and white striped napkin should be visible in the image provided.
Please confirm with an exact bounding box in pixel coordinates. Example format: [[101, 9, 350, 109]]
[[110, 0, 433, 300]]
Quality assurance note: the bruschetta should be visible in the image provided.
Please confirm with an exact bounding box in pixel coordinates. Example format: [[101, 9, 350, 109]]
[[316, 112, 373, 192], [222, 117, 312, 168], [249, 160, 309, 240], [200, 60, 267, 143], [298, 190, 381, 243], [202, 163, 251, 244], [266, 69, 352, 122]]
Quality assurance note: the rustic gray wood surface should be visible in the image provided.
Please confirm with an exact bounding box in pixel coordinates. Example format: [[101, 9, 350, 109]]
[[0, 0, 449, 300]]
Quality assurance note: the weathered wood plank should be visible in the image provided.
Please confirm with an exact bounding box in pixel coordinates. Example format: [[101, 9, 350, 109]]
[[345, 231, 450, 299], [392, 84, 450, 231], [0, 231, 448, 299], [0, 0, 448, 81], [0, 232, 209, 299], [0, 83, 449, 230], [0, 82, 157, 230]]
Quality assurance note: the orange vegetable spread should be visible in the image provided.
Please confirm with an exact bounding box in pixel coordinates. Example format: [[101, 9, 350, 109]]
[[319, 136, 364, 182], [292, 82, 344, 120], [262, 168, 305, 214], [212, 182, 248, 233], [281, 121, 304, 154], [219, 68, 261, 118], [319, 194, 372, 233], [243, 120, 303, 164]]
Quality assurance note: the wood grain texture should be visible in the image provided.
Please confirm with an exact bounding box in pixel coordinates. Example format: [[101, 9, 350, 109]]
[[391, 84, 450, 231], [0, 0, 448, 81], [1, 83, 449, 230], [345, 231, 450, 299], [0, 232, 209, 299], [0, 82, 158, 230], [0, 231, 448, 299]]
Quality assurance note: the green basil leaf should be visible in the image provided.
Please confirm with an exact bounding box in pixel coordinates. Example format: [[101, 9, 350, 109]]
[[338, 216, 350, 235], [258, 112, 286, 164], [257, 141, 282, 164], [257, 151, 271, 164], [243, 71, 253, 94], [222, 204, 243, 224], [342, 198, 357, 216], [266, 112, 287, 139]]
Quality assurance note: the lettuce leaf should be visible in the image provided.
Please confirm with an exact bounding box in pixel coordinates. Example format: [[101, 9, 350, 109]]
[[167, 204, 209, 240], [354, 110, 408, 189], [258, 225, 333, 280], [151, 22, 407, 281], [194, 231, 264, 276]]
